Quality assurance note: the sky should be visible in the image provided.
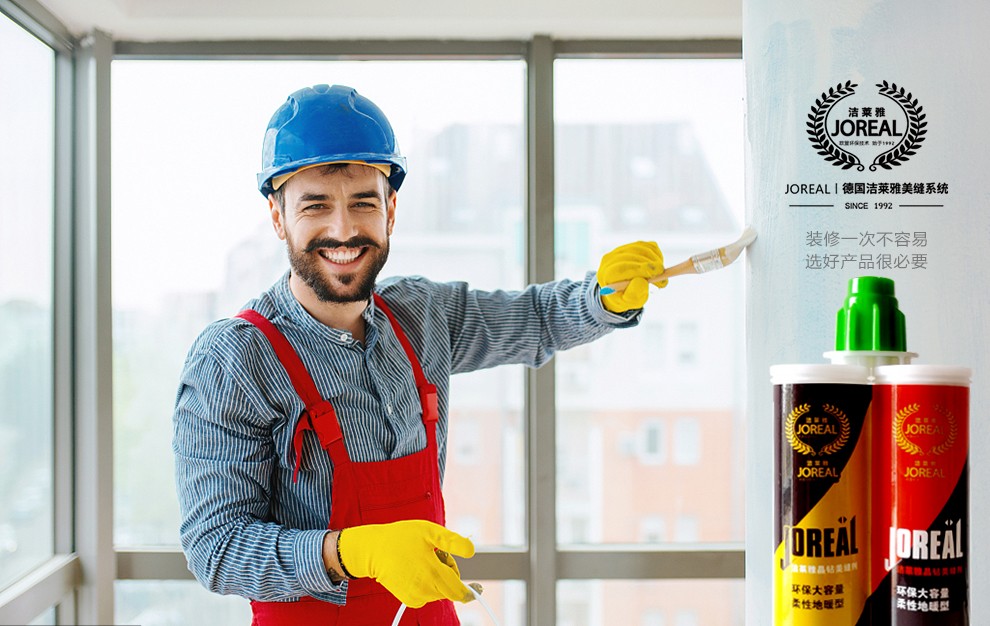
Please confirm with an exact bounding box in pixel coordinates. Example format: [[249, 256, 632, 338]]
[[0, 14, 55, 306]]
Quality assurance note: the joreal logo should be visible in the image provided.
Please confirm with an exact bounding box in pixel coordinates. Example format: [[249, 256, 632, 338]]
[[884, 520, 964, 571], [807, 80, 927, 171], [785, 403, 851, 458], [780, 516, 859, 571], [895, 402, 959, 458]]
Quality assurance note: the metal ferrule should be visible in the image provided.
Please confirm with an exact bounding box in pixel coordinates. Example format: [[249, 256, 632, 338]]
[[691, 248, 726, 273]]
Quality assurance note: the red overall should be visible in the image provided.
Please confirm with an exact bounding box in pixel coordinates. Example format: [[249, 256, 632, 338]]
[[239, 294, 459, 626]]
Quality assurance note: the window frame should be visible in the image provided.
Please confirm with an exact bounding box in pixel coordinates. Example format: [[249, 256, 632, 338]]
[[0, 0, 79, 624], [0, 6, 743, 621]]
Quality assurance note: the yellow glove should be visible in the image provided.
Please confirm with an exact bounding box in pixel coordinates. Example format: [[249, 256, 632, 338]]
[[337, 520, 475, 608], [596, 241, 666, 313]]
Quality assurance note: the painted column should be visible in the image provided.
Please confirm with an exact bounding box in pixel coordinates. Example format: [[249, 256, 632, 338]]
[[744, 2, 990, 625]]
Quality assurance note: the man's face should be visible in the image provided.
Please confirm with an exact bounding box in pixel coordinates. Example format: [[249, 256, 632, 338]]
[[271, 164, 396, 304]]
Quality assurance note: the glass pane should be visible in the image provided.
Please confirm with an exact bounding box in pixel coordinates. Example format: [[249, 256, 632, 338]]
[[28, 606, 56, 625], [458, 580, 525, 626], [554, 59, 746, 545], [116, 580, 253, 626], [558, 579, 744, 626], [0, 12, 55, 590], [111, 60, 526, 548], [116, 579, 524, 626]]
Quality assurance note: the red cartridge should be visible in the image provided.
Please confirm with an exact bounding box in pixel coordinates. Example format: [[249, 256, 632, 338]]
[[870, 365, 970, 626]]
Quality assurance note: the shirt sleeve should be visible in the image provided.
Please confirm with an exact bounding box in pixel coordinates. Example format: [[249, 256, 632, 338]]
[[444, 271, 641, 374], [172, 343, 348, 603]]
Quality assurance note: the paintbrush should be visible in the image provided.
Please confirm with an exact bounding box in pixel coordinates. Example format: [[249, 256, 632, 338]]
[[598, 226, 757, 295]]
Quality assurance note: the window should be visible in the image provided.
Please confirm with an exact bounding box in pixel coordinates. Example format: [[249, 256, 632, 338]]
[[114, 579, 526, 626], [553, 56, 744, 624], [115, 581, 253, 625], [0, 29, 747, 625], [674, 610, 700, 626], [558, 581, 742, 626], [0, 10, 56, 592], [451, 417, 483, 465], [642, 610, 665, 626], [555, 60, 745, 557], [676, 321, 699, 367], [640, 420, 667, 465], [28, 608, 56, 625], [107, 51, 741, 624], [639, 516, 667, 543], [111, 60, 527, 621], [672, 417, 701, 465], [674, 515, 700, 542]]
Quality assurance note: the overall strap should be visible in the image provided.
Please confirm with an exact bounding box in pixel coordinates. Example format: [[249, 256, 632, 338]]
[[235, 310, 346, 481], [372, 294, 439, 425]]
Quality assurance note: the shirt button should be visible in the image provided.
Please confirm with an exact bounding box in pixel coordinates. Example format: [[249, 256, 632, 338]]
[[386, 403, 393, 415], [339, 333, 348, 342]]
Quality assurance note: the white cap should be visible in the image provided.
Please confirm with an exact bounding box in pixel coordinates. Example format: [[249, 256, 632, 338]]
[[873, 364, 972, 386], [770, 363, 871, 385]]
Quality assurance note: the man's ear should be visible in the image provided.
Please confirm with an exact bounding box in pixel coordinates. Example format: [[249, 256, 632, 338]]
[[269, 196, 287, 240], [386, 190, 397, 236]]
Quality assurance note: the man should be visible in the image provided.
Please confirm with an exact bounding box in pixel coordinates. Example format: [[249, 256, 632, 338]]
[[173, 83, 666, 625]]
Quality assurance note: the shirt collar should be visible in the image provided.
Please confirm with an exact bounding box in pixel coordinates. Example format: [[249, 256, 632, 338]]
[[270, 270, 380, 345]]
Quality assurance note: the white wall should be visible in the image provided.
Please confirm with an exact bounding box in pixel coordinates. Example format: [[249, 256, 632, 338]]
[[744, 1, 990, 624]]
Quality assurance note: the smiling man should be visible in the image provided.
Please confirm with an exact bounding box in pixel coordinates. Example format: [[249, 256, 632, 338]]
[[172, 84, 668, 625]]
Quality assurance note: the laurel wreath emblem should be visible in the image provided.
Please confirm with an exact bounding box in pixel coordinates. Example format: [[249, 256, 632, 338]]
[[931, 405, 959, 456], [896, 403, 958, 456], [872, 81, 927, 171], [785, 403, 850, 456], [820, 404, 851, 455], [806, 80, 927, 172], [894, 404, 923, 455], [785, 404, 814, 455], [806, 81, 863, 171]]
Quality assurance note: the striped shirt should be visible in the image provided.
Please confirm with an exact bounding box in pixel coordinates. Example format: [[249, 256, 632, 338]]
[[172, 270, 639, 603]]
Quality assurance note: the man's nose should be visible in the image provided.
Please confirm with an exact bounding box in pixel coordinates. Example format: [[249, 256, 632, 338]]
[[321, 206, 359, 239]]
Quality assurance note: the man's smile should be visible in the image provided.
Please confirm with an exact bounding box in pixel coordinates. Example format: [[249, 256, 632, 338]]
[[317, 246, 367, 266]]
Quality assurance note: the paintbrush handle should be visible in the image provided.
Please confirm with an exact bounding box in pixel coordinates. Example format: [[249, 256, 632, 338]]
[[599, 228, 756, 296], [600, 258, 697, 293]]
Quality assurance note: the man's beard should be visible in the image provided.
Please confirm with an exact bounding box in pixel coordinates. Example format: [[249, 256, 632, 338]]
[[287, 234, 389, 304]]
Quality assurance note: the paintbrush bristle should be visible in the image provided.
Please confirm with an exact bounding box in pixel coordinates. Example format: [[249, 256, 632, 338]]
[[722, 226, 757, 263]]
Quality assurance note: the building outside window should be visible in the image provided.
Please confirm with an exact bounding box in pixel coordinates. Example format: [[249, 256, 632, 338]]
[[554, 58, 744, 625]]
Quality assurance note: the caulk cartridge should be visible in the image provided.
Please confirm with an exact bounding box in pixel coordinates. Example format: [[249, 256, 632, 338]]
[[771, 363, 872, 625], [824, 275, 917, 368]]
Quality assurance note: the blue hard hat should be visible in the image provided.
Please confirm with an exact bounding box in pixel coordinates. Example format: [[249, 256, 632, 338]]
[[257, 84, 407, 197]]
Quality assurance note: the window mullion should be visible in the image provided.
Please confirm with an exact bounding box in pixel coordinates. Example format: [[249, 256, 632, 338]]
[[73, 27, 116, 625], [526, 33, 556, 626]]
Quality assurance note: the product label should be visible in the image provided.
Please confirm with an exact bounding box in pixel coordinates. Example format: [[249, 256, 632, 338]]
[[774, 382, 872, 625], [871, 383, 969, 625]]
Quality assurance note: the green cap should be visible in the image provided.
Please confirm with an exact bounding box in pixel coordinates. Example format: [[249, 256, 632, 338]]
[[835, 276, 907, 351]]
